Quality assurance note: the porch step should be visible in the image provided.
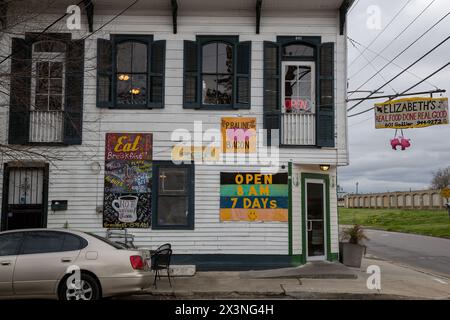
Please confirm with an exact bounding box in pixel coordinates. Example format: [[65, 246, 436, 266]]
[[168, 265, 196, 277]]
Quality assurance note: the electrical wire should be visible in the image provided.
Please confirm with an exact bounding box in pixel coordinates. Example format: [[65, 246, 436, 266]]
[[347, 36, 439, 90], [348, 0, 437, 84], [348, 62, 450, 118], [348, 11, 450, 100], [347, 36, 450, 112], [348, 0, 413, 69]]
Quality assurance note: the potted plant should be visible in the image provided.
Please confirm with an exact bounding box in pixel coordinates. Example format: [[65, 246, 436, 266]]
[[340, 224, 368, 268]]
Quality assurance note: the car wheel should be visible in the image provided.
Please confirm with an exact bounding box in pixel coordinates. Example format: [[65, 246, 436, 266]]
[[59, 273, 101, 301]]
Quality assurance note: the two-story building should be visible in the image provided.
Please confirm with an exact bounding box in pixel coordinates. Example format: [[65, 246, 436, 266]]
[[0, 0, 351, 270]]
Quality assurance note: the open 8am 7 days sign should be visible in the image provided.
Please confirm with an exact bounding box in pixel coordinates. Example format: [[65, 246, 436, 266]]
[[375, 97, 449, 129], [220, 172, 288, 222], [103, 133, 152, 228]]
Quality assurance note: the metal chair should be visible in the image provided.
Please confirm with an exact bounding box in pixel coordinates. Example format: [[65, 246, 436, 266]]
[[151, 248, 172, 289]]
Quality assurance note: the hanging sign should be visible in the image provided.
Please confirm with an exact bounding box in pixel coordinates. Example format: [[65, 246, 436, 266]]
[[103, 133, 152, 228], [221, 117, 257, 153], [374, 97, 448, 129], [220, 172, 288, 222]]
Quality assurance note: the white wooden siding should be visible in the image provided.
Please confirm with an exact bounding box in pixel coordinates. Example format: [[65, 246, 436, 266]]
[[0, 11, 346, 255]]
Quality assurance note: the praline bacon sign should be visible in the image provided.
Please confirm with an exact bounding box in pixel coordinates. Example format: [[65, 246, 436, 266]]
[[103, 133, 152, 228], [221, 117, 257, 153], [375, 97, 448, 129], [220, 172, 288, 222]]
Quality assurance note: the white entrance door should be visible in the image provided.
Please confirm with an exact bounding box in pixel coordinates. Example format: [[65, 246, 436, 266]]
[[305, 179, 326, 261]]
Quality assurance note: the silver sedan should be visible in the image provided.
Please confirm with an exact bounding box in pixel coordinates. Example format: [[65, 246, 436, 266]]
[[0, 228, 152, 300]]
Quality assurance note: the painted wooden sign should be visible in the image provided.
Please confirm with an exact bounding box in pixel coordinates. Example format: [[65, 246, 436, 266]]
[[221, 117, 257, 153], [375, 97, 449, 129], [103, 133, 152, 228], [220, 172, 288, 222]]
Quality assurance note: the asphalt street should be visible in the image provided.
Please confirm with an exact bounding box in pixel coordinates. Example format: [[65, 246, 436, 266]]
[[361, 229, 450, 277]]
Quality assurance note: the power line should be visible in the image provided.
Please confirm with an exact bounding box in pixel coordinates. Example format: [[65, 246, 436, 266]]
[[347, 36, 439, 91], [348, 0, 413, 69], [348, 37, 397, 94], [348, 62, 449, 118], [347, 36, 450, 112], [348, 10, 449, 98], [348, 0, 438, 84], [0, 0, 85, 65]]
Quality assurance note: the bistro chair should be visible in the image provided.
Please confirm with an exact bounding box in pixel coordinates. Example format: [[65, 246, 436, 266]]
[[151, 247, 173, 289]]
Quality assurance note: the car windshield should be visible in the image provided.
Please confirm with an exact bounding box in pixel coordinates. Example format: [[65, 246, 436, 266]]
[[86, 232, 126, 249]]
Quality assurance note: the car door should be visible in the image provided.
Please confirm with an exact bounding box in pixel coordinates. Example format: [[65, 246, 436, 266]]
[[0, 232, 23, 296], [13, 231, 82, 296]]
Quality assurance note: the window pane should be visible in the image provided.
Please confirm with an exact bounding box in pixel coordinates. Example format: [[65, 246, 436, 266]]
[[49, 95, 62, 110], [36, 62, 49, 78], [35, 95, 48, 110], [132, 42, 147, 73], [50, 78, 62, 94], [34, 41, 66, 53], [61, 234, 83, 251], [202, 75, 217, 105], [50, 62, 63, 78], [283, 44, 314, 57], [217, 75, 232, 105], [22, 232, 65, 254], [116, 42, 132, 73], [0, 233, 22, 256], [202, 42, 217, 73], [157, 196, 188, 226], [117, 74, 147, 105], [159, 168, 187, 194], [36, 78, 48, 94], [217, 42, 232, 74]]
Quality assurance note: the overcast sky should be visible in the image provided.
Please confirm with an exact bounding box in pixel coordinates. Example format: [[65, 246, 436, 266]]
[[339, 0, 450, 194]]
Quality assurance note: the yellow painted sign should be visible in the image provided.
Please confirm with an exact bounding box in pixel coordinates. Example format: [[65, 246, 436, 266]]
[[220, 172, 288, 222], [441, 187, 450, 199], [374, 97, 448, 129], [221, 117, 257, 153]]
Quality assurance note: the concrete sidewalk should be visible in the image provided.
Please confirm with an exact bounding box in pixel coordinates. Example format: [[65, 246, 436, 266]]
[[123, 257, 450, 300]]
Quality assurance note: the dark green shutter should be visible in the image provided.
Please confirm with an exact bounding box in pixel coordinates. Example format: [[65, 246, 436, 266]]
[[8, 38, 31, 144], [317, 42, 335, 148], [149, 40, 165, 108], [234, 41, 251, 109], [96, 38, 112, 108], [64, 39, 84, 145], [183, 40, 200, 108], [263, 41, 281, 146]]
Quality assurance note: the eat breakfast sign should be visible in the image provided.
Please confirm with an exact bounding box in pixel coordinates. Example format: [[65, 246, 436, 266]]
[[374, 97, 448, 129]]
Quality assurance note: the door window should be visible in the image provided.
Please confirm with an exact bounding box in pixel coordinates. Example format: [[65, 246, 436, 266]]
[[0, 233, 23, 256], [21, 231, 65, 254], [282, 62, 315, 114], [307, 182, 325, 258]]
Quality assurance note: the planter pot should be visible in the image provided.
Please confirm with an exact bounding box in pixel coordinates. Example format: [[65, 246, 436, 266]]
[[342, 243, 365, 268]]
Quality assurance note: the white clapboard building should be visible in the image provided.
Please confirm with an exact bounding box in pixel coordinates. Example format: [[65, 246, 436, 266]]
[[0, 0, 351, 269]]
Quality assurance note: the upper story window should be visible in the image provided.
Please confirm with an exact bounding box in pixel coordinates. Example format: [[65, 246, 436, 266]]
[[183, 36, 251, 110], [96, 35, 166, 109], [202, 41, 233, 105], [263, 37, 335, 148], [32, 41, 66, 112], [116, 41, 148, 105], [8, 33, 84, 146]]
